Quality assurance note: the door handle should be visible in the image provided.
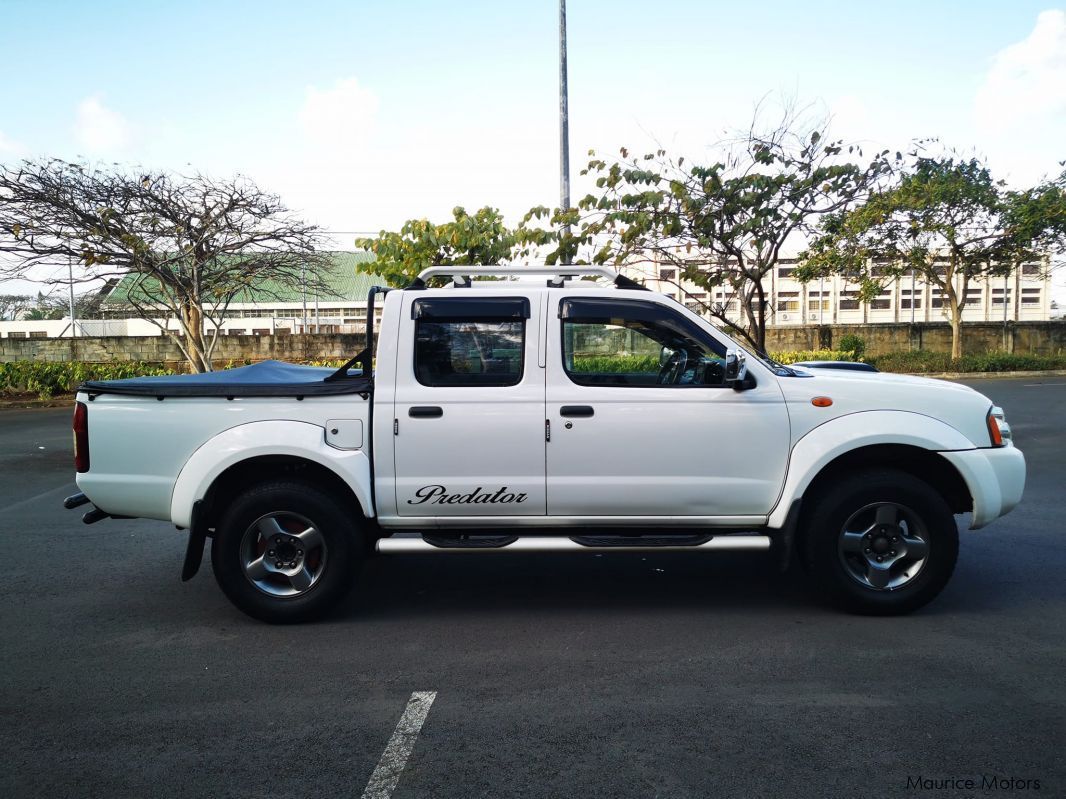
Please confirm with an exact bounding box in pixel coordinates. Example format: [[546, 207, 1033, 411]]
[[560, 405, 594, 418], [409, 406, 444, 418]]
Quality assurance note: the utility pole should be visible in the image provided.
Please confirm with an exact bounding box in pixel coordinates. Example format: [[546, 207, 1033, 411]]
[[559, 0, 571, 217], [911, 269, 916, 324], [68, 261, 77, 338], [301, 264, 307, 333]]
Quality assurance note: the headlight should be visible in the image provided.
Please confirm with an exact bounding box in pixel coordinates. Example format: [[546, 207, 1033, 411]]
[[987, 406, 1011, 447]]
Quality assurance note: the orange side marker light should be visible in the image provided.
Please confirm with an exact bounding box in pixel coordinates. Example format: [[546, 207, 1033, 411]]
[[811, 396, 833, 407]]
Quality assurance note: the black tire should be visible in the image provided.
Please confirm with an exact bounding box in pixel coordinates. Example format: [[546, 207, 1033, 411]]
[[211, 480, 363, 623], [801, 468, 958, 615]]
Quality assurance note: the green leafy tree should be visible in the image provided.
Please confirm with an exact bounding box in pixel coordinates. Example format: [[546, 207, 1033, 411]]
[[798, 155, 1066, 358], [355, 206, 517, 286], [575, 109, 894, 350], [0, 293, 33, 320]]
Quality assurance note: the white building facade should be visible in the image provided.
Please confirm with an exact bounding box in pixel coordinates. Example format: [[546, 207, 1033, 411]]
[[627, 257, 1053, 327]]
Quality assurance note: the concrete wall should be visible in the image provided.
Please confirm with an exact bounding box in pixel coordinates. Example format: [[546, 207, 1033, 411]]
[[764, 321, 1066, 356], [1, 322, 1062, 364], [0, 333, 366, 364]]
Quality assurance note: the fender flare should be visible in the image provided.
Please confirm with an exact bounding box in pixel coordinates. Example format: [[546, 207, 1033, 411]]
[[169, 420, 374, 528], [767, 410, 975, 528]]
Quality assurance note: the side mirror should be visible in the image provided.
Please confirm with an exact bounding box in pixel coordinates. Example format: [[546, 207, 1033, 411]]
[[724, 349, 747, 383]]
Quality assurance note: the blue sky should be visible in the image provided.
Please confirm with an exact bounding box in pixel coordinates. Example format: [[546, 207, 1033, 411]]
[[1, 1, 1064, 295]]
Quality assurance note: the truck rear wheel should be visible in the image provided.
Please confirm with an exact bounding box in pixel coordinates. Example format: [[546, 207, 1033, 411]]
[[802, 468, 958, 615], [211, 480, 362, 623]]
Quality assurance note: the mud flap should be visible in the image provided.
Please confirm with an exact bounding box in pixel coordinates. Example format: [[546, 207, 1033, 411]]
[[181, 501, 207, 582], [773, 499, 802, 572]]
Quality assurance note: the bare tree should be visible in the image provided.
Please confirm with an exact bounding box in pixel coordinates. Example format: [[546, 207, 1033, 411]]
[[0, 159, 330, 371]]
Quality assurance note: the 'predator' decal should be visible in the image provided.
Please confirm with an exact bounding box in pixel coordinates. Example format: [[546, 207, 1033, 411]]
[[407, 485, 528, 505]]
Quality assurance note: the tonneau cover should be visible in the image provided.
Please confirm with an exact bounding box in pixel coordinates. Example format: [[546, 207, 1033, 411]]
[[81, 359, 370, 398]]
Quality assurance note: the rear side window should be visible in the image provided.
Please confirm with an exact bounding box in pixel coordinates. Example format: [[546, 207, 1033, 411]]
[[412, 297, 528, 387]]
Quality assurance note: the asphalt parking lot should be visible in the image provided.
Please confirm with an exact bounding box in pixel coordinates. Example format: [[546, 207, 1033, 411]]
[[1, 376, 1064, 799]]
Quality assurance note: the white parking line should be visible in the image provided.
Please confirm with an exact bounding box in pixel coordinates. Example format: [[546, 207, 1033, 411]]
[[361, 691, 437, 799]]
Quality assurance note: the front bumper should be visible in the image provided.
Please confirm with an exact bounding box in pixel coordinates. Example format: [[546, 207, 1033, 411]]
[[940, 445, 1026, 529]]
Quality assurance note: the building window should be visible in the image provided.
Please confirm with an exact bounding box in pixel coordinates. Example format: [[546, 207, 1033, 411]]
[[776, 291, 799, 312], [1022, 296, 1040, 305], [1022, 263, 1041, 276], [659, 269, 676, 281], [7, 331, 28, 338], [777, 267, 795, 278], [838, 291, 860, 311], [900, 299, 923, 309], [252, 328, 271, 336], [870, 299, 891, 310]]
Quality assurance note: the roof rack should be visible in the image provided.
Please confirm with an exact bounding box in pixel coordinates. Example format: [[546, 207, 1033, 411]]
[[411, 265, 630, 290]]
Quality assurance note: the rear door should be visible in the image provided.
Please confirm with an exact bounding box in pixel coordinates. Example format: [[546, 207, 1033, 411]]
[[392, 293, 546, 518]]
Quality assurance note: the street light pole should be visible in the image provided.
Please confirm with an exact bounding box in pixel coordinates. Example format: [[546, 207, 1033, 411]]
[[68, 261, 77, 338], [559, 0, 570, 216]]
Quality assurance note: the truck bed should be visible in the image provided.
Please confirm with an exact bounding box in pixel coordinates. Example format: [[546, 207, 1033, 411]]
[[81, 359, 371, 398]]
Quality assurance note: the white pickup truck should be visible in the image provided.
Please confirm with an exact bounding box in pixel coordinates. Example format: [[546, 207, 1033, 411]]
[[65, 266, 1025, 623]]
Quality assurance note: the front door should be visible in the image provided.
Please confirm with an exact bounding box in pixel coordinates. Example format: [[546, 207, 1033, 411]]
[[393, 294, 546, 518], [545, 295, 789, 521]]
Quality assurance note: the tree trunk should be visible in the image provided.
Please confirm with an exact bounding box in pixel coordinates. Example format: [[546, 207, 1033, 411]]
[[179, 302, 212, 373], [950, 313, 963, 360], [752, 279, 767, 352]]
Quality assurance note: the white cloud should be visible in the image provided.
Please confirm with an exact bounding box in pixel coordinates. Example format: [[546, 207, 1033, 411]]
[[297, 77, 379, 163], [975, 10, 1066, 135], [74, 94, 131, 154]]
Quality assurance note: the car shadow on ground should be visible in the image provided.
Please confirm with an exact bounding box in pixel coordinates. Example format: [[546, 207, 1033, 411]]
[[337, 552, 832, 621]]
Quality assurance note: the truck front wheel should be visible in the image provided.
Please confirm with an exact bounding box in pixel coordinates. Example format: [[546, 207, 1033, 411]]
[[211, 480, 363, 623], [802, 468, 959, 615]]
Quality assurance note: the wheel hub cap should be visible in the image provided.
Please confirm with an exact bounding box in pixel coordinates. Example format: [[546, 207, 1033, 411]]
[[838, 502, 930, 591], [240, 512, 327, 598]]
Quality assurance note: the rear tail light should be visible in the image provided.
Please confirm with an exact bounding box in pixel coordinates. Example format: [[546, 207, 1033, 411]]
[[73, 401, 90, 472]]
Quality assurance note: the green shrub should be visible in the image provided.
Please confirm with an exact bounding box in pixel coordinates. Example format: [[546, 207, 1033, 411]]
[[571, 354, 659, 373], [0, 361, 175, 400], [769, 349, 861, 364], [837, 334, 866, 357], [869, 350, 1066, 374]]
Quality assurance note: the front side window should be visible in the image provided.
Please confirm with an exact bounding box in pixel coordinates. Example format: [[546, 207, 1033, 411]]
[[413, 297, 527, 387], [561, 297, 727, 387]]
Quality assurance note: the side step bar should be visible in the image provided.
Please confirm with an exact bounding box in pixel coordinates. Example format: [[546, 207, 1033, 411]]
[[376, 534, 771, 554]]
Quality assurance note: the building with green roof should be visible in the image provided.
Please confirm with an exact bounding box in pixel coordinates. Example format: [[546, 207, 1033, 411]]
[[100, 251, 386, 335]]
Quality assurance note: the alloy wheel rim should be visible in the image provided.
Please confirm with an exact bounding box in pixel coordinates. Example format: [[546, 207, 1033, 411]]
[[240, 511, 328, 597], [837, 502, 929, 591]]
